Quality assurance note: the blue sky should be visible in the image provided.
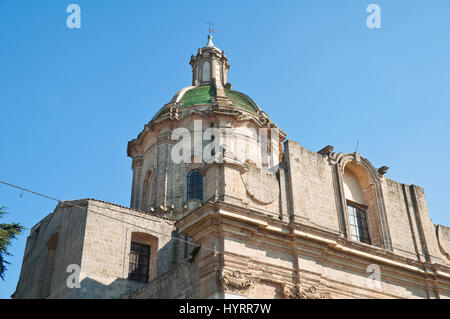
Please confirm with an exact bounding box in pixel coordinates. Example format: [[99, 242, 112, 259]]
[[1, 0, 449, 298]]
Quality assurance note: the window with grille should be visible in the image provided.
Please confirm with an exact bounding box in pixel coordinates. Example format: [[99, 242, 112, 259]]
[[347, 204, 371, 244], [187, 169, 203, 201], [128, 242, 150, 283]]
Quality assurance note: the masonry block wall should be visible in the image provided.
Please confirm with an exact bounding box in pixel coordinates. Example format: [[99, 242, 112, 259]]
[[283, 140, 340, 232], [15, 202, 87, 299], [14, 199, 189, 299], [282, 139, 450, 266]]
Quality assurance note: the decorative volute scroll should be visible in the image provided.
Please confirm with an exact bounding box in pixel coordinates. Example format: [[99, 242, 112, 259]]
[[240, 165, 279, 205], [221, 270, 257, 293]]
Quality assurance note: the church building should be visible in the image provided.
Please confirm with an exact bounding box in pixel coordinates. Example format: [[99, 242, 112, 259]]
[[13, 35, 450, 299]]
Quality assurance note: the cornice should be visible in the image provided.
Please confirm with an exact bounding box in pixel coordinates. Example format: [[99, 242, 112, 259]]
[[175, 200, 450, 278]]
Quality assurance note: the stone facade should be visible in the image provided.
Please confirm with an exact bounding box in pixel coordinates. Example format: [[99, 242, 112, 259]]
[[14, 199, 189, 299], [13, 36, 450, 299]]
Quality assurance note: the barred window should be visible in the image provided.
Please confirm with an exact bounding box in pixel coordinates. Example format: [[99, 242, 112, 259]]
[[347, 204, 371, 244], [187, 169, 203, 201], [128, 242, 150, 283]]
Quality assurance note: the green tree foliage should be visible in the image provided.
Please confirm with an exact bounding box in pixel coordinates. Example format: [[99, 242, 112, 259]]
[[0, 207, 24, 280]]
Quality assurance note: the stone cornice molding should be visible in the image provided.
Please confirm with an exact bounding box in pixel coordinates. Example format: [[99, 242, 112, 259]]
[[175, 201, 450, 279], [127, 104, 286, 158]]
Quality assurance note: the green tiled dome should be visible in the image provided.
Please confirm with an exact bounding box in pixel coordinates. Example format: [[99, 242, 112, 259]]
[[180, 86, 216, 107], [224, 89, 259, 114], [178, 85, 259, 114], [151, 86, 260, 122]]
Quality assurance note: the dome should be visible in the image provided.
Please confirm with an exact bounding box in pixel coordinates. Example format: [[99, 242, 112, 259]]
[[177, 85, 260, 114], [151, 85, 261, 122]]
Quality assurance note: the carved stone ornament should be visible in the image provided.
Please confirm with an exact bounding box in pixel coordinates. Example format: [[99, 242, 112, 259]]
[[299, 285, 332, 299], [318, 145, 334, 156], [240, 166, 279, 205], [221, 270, 256, 293], [378, 166, 389, 176], [283, 285, 332, 299], [169, 106, 179, 120]]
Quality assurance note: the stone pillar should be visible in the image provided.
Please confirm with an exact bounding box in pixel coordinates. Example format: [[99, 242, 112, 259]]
[[130, 156, 143, 209]]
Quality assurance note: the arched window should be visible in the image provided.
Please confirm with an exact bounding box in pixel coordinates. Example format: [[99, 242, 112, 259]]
[[201, 61, 211, 82], [41, 233, 59, 298], [343, 165, 374, 245], [142, 170, 153, 211], [338, 155, 392, 250], [187, 169, 204, 201]]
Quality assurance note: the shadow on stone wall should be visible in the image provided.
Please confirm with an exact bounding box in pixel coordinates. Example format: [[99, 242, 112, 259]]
[[157, 230, 196, 276], [70, 231, 198, 299], [124, 259, 199, 299], [75, 277, 145, 299]]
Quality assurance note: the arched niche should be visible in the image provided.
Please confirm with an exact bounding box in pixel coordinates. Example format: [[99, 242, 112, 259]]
[[338, 154, 392, 250], [41, 232, 59, 298]]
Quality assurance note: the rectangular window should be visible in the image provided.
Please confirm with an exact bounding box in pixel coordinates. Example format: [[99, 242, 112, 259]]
[[347, 204, 371, 244], [128, 242, 150, 283], [187, 170, 204, 201]]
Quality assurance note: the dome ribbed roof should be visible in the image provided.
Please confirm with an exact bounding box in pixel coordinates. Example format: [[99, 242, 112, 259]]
[[151, 85, 261, 122], [177, 85, 260, 114], [180, 85, 215, 107]]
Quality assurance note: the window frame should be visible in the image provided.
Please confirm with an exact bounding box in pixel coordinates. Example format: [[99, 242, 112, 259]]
[[187, 169, 204, 201], [346, 200, 371, 245], [128, 241, 151, 284]]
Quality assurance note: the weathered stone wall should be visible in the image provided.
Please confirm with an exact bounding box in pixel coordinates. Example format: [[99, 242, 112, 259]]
[[126, 260, 199, 299], [176, 202, 450, 299], [381, 179, 417, 259], [75, 199, 184, 298], [282, 139, 449, 267], [14, 202, 88, 299], [14, 199, 189, 299], [283, 140, 341, 232]]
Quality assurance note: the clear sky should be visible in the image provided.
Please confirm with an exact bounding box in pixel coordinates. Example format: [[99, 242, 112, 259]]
[[1, 0, 449, 298]]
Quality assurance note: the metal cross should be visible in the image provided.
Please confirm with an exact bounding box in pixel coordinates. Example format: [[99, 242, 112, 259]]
[[206, 21, 215, 34]]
